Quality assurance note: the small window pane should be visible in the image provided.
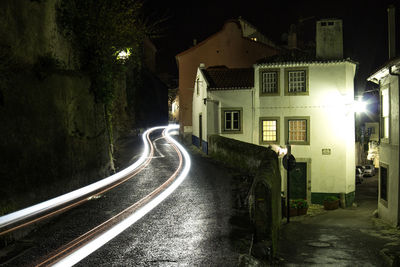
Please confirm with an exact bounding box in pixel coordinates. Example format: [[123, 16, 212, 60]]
[[225, 113, 231, 130], [288, 70, 306, 93], [288, 119, 307, 142], [262, 120, 277, 142], [262, 71, 277, 93], [224, 110, 240, 131]]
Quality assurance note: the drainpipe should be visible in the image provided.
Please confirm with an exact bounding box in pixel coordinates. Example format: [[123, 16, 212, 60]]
[[389, 65, 400, 226], [252, 84, 255, 144]]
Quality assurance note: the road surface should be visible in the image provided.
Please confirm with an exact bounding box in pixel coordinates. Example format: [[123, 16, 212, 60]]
[[1, 129, 238, 266]]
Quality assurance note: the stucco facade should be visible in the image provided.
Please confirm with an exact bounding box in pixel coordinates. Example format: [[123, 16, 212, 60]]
[[176, 19, 279, 142], [193, 59, 357, 205], [368, 58, 400, 226]]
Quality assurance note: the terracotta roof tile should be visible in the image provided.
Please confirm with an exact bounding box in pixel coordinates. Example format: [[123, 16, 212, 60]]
[[202, 67, 254, 90]]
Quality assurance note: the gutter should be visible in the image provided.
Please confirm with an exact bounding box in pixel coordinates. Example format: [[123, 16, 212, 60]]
[[388, 65, 400, 227]]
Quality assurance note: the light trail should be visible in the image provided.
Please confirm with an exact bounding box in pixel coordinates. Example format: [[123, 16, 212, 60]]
[[0, 126, 162, 234], [49, 124, 191, 267]]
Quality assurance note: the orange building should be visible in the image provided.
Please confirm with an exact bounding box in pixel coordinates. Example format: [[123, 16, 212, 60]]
[[176, 18, 280, 142]]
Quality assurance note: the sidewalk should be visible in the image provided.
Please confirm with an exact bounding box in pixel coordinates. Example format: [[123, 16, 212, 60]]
[[277, 175, 400, 266]]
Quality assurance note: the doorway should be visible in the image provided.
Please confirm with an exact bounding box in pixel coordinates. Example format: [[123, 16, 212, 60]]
[[289, 162, 307, 199], [199, 114, 202, 149]]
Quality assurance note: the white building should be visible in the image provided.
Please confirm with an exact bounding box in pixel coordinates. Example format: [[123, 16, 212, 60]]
[[367, 57, 400, 226], [192, 19, 358, 205], [366, 5, 399, 227]]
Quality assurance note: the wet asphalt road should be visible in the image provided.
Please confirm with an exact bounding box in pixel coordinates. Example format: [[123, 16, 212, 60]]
[[3, 131, 238, 266], [277, 175, 391, 266]]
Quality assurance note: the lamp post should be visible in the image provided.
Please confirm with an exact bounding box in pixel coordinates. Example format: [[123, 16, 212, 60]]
[[283, 143, 296, 223]]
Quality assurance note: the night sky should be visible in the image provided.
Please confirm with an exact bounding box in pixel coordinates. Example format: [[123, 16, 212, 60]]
[[146, 0, 399, 95]]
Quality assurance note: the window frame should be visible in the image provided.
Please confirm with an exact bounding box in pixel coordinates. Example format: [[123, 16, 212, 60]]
[[259, 117, 280, 145], [284, 67, 309, 96], [284, 116, 310, 145], [379, 162, 388, 207], [221, 108, 243, 134], [380, 85, 390, 143], [259, 68, 280, 96]]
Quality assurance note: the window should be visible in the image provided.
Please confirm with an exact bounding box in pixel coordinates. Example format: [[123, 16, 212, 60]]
[[288, 71, 306, 92], [260, 117, 279, 144], [285, 117, 310, 145], [380, 163, 388, 205], [285, 68, 309, 95], [196, 78, 200, 96], [222, 108, 242, 133], [367, 127, 375, 135], [381, 87, 389, 141], [260, 69, 279, 95]]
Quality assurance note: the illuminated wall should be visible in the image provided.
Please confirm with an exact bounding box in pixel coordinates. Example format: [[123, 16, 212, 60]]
[[368, 64, 400, 226], [254, 61, 356, 204], [192, 60, 357, 205]]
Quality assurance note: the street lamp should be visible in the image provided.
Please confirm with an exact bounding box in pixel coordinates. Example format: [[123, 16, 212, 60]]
[[354, 99, 367, 113]]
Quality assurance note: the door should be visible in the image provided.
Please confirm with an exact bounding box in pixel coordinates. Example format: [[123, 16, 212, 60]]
[[289, 162, 307, 199], [199, 114, 202, 149]]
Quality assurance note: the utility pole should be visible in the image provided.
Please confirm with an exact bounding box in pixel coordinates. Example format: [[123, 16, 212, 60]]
[[286, 144, 291, 223]]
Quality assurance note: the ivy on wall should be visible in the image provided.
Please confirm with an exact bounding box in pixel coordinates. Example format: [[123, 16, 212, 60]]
[[56, 0, 148, 172]]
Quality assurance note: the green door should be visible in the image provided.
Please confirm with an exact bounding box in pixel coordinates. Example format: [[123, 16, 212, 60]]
[[289, 162, 307, 199]]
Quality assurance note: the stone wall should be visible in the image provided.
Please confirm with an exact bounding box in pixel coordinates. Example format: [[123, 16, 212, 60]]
[[0, 0, 76, 69], [207, 135, 281, 256], [0, 0, 132, 212], [0, 69, 110, 210]]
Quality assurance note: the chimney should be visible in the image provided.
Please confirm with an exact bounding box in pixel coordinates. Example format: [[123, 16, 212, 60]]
[[287, 24, 297, 49], [388, 5, 396, 59], [316, 19, 343, 59]]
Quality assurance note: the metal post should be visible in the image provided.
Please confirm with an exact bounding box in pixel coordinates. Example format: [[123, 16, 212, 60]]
[[287, 144, 291, 223]]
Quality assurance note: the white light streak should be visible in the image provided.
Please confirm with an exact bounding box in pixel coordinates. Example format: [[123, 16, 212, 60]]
[[0, 127, 163, 229], [53, 124, 191, 266]]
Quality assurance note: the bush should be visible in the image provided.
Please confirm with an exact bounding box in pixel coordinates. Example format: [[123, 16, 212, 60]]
[[291, 199, 308, 209]]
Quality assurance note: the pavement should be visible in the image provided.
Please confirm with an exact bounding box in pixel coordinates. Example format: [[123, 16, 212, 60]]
[[277, 174, 400, 266]]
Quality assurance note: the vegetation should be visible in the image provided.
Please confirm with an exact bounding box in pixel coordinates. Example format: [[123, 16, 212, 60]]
[[56, 0, 161, 171], [290, 199, 308, 209]]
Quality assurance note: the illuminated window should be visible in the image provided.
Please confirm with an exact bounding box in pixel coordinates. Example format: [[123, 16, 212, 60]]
[[285, 68, 308, 95], [260, 117, 279, 144], [260, 70, 279, 95], [285, 117, 310, 145], [381, 87, 389, 141], [222, 109, 242, 133]]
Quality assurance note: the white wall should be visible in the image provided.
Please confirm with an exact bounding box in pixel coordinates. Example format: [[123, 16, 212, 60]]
[[192, 68, 253, 145], [208, 90, 253, 143], [192, 68, 208, 144], [378, 74, 399, 226], [254, 62, 356, 197]]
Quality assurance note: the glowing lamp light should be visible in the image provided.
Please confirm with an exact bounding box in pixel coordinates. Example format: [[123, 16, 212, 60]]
[[354, 99, 367, 113], [116, 48, 131, 60]]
